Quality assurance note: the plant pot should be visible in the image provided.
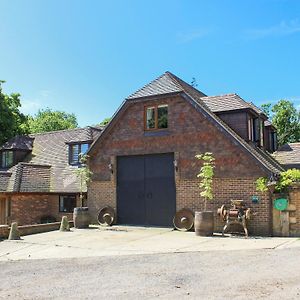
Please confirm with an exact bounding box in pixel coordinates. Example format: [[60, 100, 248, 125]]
[[194, 211, 214, 236]]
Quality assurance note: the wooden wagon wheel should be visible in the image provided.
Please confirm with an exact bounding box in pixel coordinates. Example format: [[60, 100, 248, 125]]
[[97, 206, 115, 226], [217, 205, 227, 221], [173, 208, 194, 231]]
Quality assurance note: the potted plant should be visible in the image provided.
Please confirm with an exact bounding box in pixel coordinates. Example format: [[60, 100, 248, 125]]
[[194, 152, 215, 236], [74, 154, 93, 228], [76, 154, 93, 207]]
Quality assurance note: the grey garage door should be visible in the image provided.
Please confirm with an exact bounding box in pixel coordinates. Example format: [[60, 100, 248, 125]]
[[117, 153, 176, 227]]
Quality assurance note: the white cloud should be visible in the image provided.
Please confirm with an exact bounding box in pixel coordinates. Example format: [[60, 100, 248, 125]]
[[20, 90, 52, 115], [245, 20, 300, 39], [177, 29, 211, 43], [20, 100, 42, 115]]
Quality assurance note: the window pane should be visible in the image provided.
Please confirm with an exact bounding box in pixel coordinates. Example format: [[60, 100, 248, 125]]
[[1, 152, 5, 167], [59, 195, 76, 213], [70, 144, 79, 164], [157, 105, 168, 129], [253, 118, 260, 142], [80, 143, 89, 155], [146, 107, 155, 129], [2, 151, 13, 168], [7, 151, 13, 166]]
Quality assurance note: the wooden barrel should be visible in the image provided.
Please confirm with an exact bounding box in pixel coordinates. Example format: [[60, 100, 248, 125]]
[[194, 211, 214, 236], [73, 207, 90, 229]]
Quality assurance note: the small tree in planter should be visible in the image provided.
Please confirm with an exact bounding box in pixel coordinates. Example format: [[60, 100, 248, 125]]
[[74, 154, 93, 229], [194, 152, 215, 236], [76, 154, 93, 207]]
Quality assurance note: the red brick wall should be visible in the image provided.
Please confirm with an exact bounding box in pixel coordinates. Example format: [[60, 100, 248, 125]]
[[88, 95, 272, 235], [8, 194, 81, 225]]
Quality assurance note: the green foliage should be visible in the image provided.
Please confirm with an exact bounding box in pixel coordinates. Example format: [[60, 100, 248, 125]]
[[0, 81, 29, 144], [99, 117, 111, 126], [276, 169, 300, 192], [75, 154, 93, 206], [255, 177, 268, 192], [256, 169, 300, 193], [261, 103, 272, 118], [195, 152, 215, 210], [272, 100, 300, 145], [28, 108, 78, 133], [260, 100, 300, 146]]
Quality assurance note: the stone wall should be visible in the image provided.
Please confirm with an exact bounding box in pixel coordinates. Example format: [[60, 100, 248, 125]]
[[288, 184, 300, 236]]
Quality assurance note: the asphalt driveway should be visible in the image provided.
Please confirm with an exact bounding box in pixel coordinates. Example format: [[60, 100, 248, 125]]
[[0, 225, 299, 261]]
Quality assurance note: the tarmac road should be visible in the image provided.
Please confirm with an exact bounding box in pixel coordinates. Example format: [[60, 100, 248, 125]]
[[0, 247, 299, 299]]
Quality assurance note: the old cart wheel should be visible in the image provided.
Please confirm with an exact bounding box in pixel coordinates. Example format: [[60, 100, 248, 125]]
[[98, 206, 115, 226], [173, 208, 194, 231], [217, 205, 227, 221]]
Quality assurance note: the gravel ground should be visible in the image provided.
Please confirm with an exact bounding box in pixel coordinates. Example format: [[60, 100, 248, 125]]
[[0, 247, 299, 300]]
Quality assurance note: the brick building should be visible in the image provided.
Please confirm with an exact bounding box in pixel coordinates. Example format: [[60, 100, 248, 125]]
[[87, 72, 283, 235], [0, 126, 102, 225]]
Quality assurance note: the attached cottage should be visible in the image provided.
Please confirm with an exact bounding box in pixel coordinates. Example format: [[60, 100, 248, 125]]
[[0, 126, 102, 225], [87, 72, 283, 235]]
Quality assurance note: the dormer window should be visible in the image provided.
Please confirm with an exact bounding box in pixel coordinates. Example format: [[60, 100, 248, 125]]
[[1, 150, 14, 168], [248, 117, 263, 146], [145, 105, 168, 130], [69, 143, 90, 165]]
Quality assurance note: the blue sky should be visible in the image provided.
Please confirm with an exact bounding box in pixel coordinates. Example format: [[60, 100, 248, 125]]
[[1, 0, 300, 126]]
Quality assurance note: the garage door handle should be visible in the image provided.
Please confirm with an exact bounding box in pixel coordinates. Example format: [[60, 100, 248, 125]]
[[147, 192, 152, 199]]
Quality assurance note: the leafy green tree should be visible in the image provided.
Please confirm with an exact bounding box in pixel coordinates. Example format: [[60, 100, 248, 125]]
[[0, 81, 29, 145], [76, 154, 93, 207], [28, 108, 78, 133], [272, 100, 300, 145], [261, 100, 300, 146], [195, 152, 215, 211], [99, 117, 111, 126], [261, 103, 272, 117]]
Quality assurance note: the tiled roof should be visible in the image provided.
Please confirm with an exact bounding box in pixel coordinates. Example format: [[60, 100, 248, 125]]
[[0, 126, 102, 193], [126, 72, 206, 100], [273, 143, 300, 169], [0, 171, 12, 192], [264, 120, 275, 127], [201, 93, 265, 116], [1, 135, 34, 151]]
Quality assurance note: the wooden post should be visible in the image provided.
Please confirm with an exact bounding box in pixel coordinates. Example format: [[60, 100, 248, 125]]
[[280, 211, 290, 237]]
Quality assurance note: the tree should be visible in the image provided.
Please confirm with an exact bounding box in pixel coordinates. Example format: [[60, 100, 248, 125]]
[[261, 103, 272, 118], [28, 108, 78, 133], [0, 81, 29, 145], [75, 154, 93, 207], [99, 117, 111, 126], [195, 152, 215, 211], [260, 100, 300, 146]]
